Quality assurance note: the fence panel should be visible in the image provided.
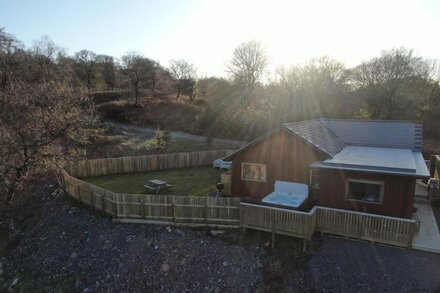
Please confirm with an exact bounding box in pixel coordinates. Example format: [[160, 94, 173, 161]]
[[66, 150, 233, 178]]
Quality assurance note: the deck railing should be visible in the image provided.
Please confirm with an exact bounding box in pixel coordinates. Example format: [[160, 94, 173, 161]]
[[239, 203, 416, 248]]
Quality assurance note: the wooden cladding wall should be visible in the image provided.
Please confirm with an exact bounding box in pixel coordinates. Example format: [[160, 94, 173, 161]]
[[230, 130, 326, 199], [317, 170, 416, 218], [66, 150, 234, 178]]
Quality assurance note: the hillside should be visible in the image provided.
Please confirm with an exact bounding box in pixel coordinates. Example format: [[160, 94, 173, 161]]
[[94, 91, 207, 135]]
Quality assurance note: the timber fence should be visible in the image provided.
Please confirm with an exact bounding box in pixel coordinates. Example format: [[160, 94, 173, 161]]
[[63, 169, 239, 226], [62, 150, 239, 227], [62, 150, 417, 248], [66, 149, 234, 178]]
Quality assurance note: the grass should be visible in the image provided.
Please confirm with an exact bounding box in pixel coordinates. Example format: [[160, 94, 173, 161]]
[[82, 167, 224, 196]]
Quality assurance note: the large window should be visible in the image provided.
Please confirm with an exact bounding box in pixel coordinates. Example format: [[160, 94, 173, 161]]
[[241, 163, 266, 182], [346, 179, 384, 203]]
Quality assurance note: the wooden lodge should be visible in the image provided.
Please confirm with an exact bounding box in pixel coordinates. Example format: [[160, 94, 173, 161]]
[[225, 119, 430, 219]]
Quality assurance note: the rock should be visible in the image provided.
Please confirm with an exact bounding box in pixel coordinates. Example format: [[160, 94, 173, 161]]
[[210, 230, 225, 235], [165, 226, 172, 232], [125, 235, 135, 243], [160, 262, 169, 273], [175, 229, 185, 236], [8, 277, 19, 291], [70, 252, 78, 259], [223, 261, 229, 267]]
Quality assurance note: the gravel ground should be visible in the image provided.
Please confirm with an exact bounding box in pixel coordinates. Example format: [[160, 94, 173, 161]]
[[290, 235, 440, 292], [2, 184, 267, 292], [2, 182, 440, 292]]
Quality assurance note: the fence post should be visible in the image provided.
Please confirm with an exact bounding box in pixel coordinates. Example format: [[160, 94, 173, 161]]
[[172, 203, 176, 223], [407, 222, 415, 249], [271, 209, 276, 249], [358, 214, 363, 240], [77, 186, 81, 202], [101, 194, 105, 214], [142, 200, 146, 219], [204, 204, 208, 224], [239, 203, 243, 228], [89, 189, 95, 209]]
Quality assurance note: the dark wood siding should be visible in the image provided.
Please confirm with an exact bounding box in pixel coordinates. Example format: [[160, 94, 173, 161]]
[[317, 169, 415, 218], [230, 129, 325, 200]]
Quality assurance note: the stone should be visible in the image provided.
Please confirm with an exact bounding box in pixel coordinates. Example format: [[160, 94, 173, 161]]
[[70, 252, 78, 259], [175, 229, 185, 236], [8, 277, 19, 290], [160, 262, 169, 273], [223, 261, 229, 267], [210, 230, 225, 235]]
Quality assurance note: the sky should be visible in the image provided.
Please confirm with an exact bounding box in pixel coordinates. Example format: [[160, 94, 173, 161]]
[[1, 0, 439, 77]]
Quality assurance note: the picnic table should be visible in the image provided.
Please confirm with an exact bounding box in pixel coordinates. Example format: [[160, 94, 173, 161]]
[[144, 179, 172, 194]]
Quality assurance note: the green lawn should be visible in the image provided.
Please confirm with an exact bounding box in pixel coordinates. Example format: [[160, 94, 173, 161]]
[[82, 167, 223, 196]]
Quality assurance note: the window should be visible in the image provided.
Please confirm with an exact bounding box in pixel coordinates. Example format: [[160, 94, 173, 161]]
[[346, 179, 384, 203], [241, 163, 266, 182]]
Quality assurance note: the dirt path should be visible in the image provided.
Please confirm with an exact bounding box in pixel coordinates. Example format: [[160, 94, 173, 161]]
[[105, 120, 246, 147]]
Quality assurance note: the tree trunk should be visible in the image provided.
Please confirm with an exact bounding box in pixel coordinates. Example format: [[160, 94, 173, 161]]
[[134, 82, 139, 105], [176, 87, 181, 99]]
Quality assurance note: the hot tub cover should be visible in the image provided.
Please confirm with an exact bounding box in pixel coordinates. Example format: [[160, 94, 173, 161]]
[[262, 180, 309, 208]]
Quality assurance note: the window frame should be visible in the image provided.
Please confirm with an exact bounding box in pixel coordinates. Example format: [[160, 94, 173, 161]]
[[241, 162, 267, 182], [345, 178, 384, 204]]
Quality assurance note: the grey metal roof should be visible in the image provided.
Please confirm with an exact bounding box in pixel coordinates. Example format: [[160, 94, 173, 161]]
[[284, 120, 346, 157], [319, 118, 423, 151], [226, 118, 425, 169], [310, 146, 430, 178]]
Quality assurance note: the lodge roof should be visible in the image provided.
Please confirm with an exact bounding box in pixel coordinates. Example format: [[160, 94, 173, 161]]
[[284, 118, 423, 156]]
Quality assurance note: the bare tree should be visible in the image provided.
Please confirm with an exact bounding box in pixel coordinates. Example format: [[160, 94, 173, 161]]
[[0, 81, 97, 235], [352, 48, 431, 119], [96, 54, 116, 90], [74, 49, 97, 91], [121, 52, 155, 105], [227, 40, 268, 104], [276, 56, 349, 120], [31, 36, 65, 79], [0, 28, 24, 91], [169, 59, 196, 98]]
